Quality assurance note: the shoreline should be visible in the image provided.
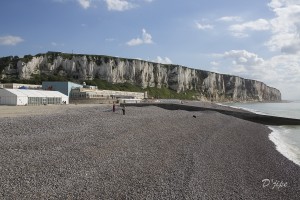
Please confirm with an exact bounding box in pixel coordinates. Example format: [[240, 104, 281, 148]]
[[0, 104, 299, 198], [269, 126, 300, 166], [220, 101, 300, 167]]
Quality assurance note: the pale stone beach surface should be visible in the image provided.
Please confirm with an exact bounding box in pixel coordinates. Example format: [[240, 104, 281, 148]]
[[0, 103, 299, 199]]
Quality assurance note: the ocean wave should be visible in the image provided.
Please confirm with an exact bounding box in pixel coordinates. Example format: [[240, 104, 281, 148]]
[[269, 126, 300, 166]]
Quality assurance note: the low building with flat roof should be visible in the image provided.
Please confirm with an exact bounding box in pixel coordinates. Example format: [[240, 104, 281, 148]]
[[1, 83, 42, 89], [0, 89, 68, 106]]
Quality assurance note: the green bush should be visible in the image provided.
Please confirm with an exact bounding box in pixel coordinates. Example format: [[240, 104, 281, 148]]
[[22, 55, 33, 63]]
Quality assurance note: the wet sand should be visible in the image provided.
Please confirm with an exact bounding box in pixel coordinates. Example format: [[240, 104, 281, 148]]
[[0, 104, 299, 199]]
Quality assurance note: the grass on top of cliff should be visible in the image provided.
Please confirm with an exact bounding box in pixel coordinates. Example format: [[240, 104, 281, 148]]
[[85, 79, 198, 100]]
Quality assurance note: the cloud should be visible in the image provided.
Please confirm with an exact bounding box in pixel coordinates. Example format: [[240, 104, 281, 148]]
[[154, 56, 172, 64], [207, 1, 300, 99], [126, 29, 153, 46], [229, 19, 271, 37], [0, 35, 24, 46], [266, 0, 300, 54], [211, 49, 300, 99], [77, 0, 90, 9], [217, 16, 243, 22], [195, 22, 214, 30], [223, 50, 264, 70], [104, 0, 135, 11], [210, 61, 220, 66]]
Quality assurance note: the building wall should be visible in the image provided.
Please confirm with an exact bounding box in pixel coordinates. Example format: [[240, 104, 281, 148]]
[[42, 81, 82, 96], [0, 96, 17, 105], [70, 88, 145, 100], [0, 89, 28, 105], [1, 83, 42, 89], [42, 82, 68, 96], [68, 82, 83, 96], [0, 89, 68, 106]]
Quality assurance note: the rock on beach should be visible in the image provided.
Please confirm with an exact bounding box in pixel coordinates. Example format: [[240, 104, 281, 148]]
[[0, 104, 299, 199]]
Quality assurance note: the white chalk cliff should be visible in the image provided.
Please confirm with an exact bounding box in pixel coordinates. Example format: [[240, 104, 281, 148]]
[[0, 53, 281, 102]]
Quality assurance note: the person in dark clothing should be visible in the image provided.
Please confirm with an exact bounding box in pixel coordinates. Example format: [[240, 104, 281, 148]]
[[122, 105, 125, 115], [113, 102, 116, 112]]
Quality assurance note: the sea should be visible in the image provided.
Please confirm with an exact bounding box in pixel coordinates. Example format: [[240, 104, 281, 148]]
[[223, 101, 300, 167]]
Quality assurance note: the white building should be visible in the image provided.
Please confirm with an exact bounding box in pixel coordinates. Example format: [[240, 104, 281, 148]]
[[1, 83, 42, 89], [0, 89, 69, 106], [70, 87, 146, 100]]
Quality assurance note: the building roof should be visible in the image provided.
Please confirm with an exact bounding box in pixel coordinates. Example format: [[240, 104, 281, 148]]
[[3, 89, 68, 98]]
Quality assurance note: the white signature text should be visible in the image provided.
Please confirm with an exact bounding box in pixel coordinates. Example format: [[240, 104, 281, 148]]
[[262, 179, 288, 190]]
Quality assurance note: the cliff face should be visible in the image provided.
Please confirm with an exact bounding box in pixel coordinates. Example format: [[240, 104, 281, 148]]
[[0, 53, 281, 102]]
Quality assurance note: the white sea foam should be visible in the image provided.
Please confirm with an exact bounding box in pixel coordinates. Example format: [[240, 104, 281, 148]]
[[269, 126, 300, 166], [220, 102, 300, 167]]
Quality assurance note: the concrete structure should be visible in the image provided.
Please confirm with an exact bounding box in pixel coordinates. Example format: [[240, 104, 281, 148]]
[[1, 83, 42, 89], [119, 99, 142, 103], [122, 102, 300, 126], [41, 81, 148, 104], [0, 89, 68, 106], [70, 87, 146, 104], [42, 81, 83, 96]]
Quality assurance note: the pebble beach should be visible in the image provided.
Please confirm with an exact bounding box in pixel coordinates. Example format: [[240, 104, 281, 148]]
[[0, 103, 299, 199]]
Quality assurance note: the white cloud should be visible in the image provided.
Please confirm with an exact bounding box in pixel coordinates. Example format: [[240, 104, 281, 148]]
[[210, 61, 220, 66], [223, 50, 264, 68], [195, 22, 214, 30], [0, 35, 24, 46], [126, 29, 153, 46], [105, 0, 135, 11], [211, 49, 300, 99], [77, 0, 90, 9], [217, 16, 243, 22], [266, 0, 300, 54], [229, 19, 271, 38], [127, 38, 143, 46], [141, 29, 153, 44], [155, 56, 172, 64]]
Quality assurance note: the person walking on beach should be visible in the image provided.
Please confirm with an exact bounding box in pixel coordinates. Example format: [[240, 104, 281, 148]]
[[122, 105, 126, 115], [112, 102, 116, 112]]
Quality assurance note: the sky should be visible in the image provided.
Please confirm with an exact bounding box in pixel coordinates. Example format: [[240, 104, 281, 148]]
[[1, 0, 300, 100]]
